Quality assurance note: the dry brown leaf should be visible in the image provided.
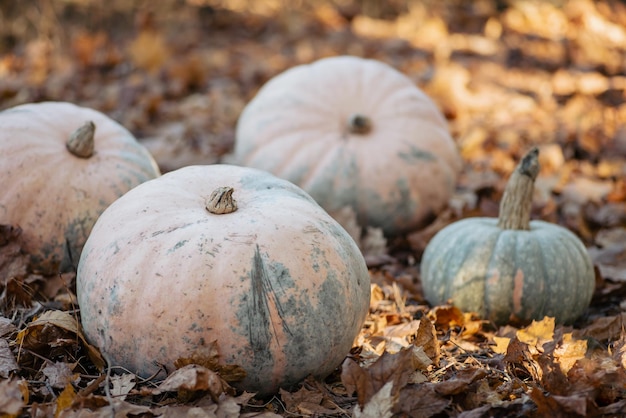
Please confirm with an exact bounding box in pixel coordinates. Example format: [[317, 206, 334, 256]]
[[43, 361, 76, 389], [16, 310, 105, 370], [0, 378, 25, 416], [395, 383, 451, 418], [157, 364, 227, 401], [0, 338, 17, 378], [279, 385, 338, 416], [414, 316, 440, 366], [174, 341, 246, 383], [433, 368, 488, 396], [352, 381, 394, 418]]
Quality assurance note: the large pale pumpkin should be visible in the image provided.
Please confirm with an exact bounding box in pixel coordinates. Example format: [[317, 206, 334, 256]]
[[420, 148, 595, 325], [233, 56, 462, 236], [77, 164, 370, 396], [0, 102, 160, 274]]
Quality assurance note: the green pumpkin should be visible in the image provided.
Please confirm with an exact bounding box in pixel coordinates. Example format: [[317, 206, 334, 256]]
[[420, 148, 595, 325]]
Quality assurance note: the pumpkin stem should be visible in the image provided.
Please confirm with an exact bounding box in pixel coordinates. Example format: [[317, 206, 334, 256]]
[[206, 187, 237, 214], [497, 147, 540, 230], [66, 121, 95, 158], [347, 114, 372, 135]]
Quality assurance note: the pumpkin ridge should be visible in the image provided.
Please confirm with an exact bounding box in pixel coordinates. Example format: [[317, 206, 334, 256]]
[[531, 231, 552, 318], [272, 133, 342, 186], [483, 228, 507, 321]]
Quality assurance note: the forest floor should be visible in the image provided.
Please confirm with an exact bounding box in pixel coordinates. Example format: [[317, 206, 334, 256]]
[[1, 0, 626, 416]]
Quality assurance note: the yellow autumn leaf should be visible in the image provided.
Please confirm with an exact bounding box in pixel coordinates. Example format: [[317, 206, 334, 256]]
[[54, 383, 76, 418], [492, 336, 511, 354], [554, 333, 588, 374], [516, 317, 555, 347]]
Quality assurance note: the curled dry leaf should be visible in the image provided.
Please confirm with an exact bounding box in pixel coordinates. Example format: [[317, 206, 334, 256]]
[[157, 364, 228, 401]]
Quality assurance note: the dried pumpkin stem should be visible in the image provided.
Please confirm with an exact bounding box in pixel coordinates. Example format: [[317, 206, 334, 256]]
[[67, 121, 95, 158], [347, 114, 372, 135], [206, 187, 237, 214], [497, 147, 540, 230]]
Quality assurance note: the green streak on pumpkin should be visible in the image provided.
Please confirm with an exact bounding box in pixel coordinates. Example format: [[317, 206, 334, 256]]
[[397, 145, 436, 164], [167, 239, 189, 254]]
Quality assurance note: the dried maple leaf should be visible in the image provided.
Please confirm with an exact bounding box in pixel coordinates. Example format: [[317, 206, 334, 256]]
[[553, 333, 587, 375], [516, 316, 555, 354]]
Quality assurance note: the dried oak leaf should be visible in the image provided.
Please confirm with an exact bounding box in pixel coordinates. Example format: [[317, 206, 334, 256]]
[[109, 373, 135, 401]]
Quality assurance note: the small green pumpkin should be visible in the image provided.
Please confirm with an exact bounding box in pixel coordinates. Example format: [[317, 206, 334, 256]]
[[420, 148, 595, 325]]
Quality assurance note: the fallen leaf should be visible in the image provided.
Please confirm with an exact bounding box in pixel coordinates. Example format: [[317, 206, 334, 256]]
[[553, 333, 587, 375], [0, 378, 25, 415], [110, 373, 135, 401], [516, 316, 555, 349], [174, 341, 246, 383], [353, 381, 395, 418], [0, 338, 18, 378], [55, 383, 76, 418], [157, 364, 227, 401], [279, 385, 338, 416], [43, 362, 76, 389], [433, 368, 488, 396], [415, 316, 440, 366], [492, 336, 510, 354], [395, 383, 451, 418]]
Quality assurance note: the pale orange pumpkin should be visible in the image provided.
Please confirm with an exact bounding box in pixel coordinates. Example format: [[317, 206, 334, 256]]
[[233, 56, 462, 236], [77, 164, 370, 396], [0, 102, 160, 274]]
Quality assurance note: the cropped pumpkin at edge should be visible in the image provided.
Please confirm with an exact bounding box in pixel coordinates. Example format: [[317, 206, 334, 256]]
[[232, 55, 462, 237], [420, 148, 595, 326], [0, 101, 161, 275], [76, 164, 371, 397]]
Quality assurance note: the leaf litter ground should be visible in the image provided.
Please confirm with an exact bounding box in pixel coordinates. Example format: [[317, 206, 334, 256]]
[[1, 0, 626, 416]]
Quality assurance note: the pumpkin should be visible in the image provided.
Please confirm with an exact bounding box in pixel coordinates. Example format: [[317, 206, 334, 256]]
[[232, 55, 462, 237], [0, 101, 160, 275], [420, 148, 595, 325], [76, 164, 370, 396]]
